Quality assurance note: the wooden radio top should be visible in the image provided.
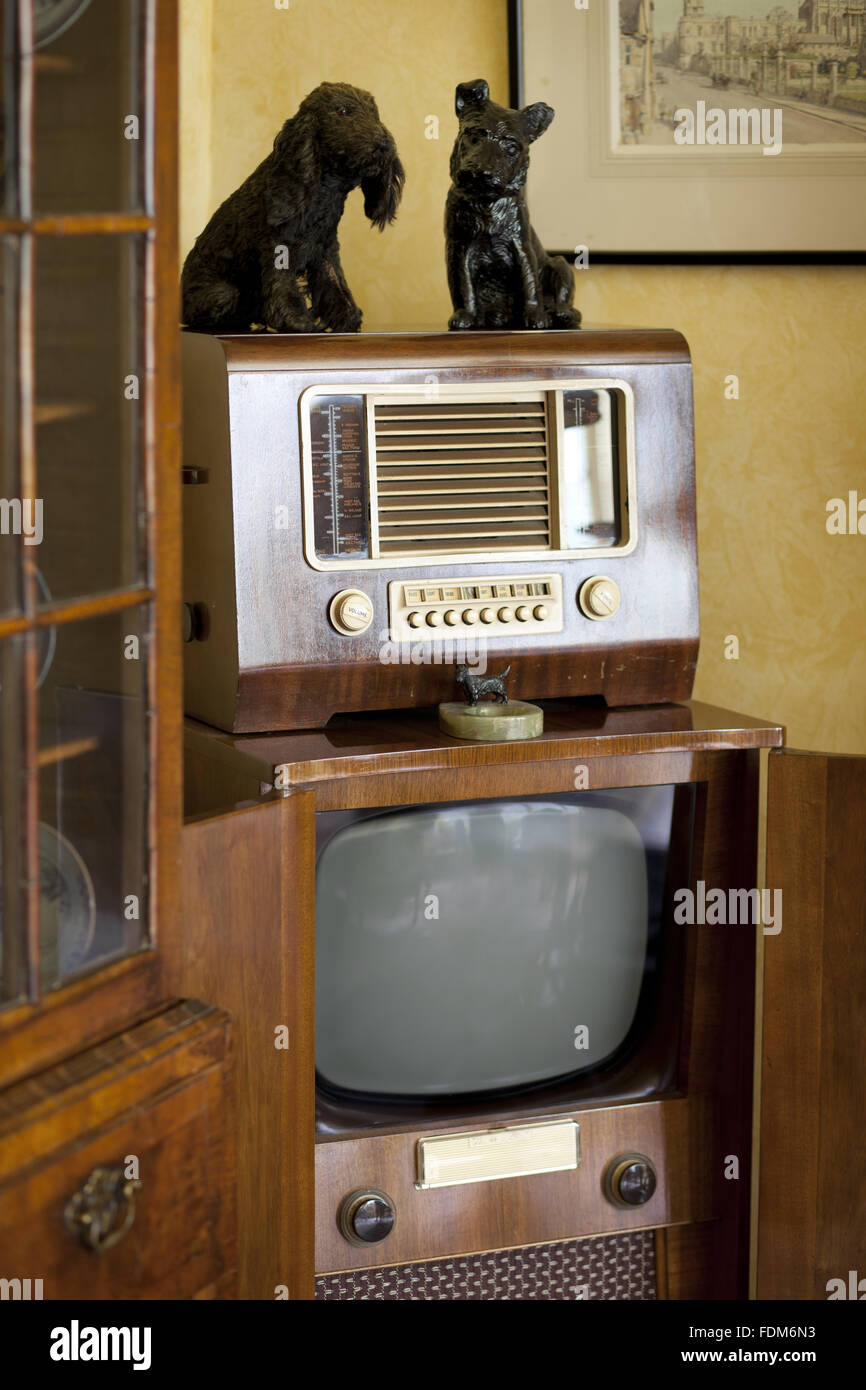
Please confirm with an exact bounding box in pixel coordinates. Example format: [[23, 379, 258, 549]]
[[181, 325, 691, 372]]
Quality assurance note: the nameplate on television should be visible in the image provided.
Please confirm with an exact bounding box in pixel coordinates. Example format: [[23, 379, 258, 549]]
[[415, 1119, 580, 1190]]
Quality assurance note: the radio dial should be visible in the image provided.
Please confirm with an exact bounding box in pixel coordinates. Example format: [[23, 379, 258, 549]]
[[604, 1153, 657, 1208], [426, 611, 443, 628], [533, 605, 549, 621], [462, 608, 479, 625], [480, 608, 496, 624], [407, 611, 423, 629], [338, 1188, 396, 1246], [444, 609, 459, 626], [329, 589, 374, 636], [515, 605, 531, 622], [497, 607, 513, 623], [579, 576, 621, 621]]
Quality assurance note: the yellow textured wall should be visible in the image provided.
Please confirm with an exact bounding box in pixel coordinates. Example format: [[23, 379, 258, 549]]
[[180, 0, 511, 324], [179, 1, 866, 756], [579, 266, 866, 755]]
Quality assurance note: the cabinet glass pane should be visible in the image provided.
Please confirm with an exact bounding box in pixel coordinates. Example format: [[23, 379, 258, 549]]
[[1, 2, 21, 217], [38, 606, 149, 989], [0, 633, 26, 1007], [35, 234, 146, 604], [33, 0, 146, 215], [0, 236, 22, 615]]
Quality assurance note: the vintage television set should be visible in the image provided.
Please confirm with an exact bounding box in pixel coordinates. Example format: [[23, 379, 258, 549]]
[[180, 329, 786, 1301]]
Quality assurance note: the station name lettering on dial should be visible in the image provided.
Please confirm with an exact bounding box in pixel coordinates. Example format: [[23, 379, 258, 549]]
[[310, 396, 369, 560]]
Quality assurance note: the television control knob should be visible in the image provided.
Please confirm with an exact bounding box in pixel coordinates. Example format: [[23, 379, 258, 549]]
[[444, 609, 460, 626], [426, 610, 443, 628], [578, 576, 621, 621], [515, 605, 531, 622], [407, 611, 423, 629], [329, 589, 374, 635], [338, 1188, 396, 1246], [533, 605, 549, 621], [480, 607, 496, 624], [604, 1153, 657, 1209], [498, 607, 513, 623], [462, 608, 479, 625]]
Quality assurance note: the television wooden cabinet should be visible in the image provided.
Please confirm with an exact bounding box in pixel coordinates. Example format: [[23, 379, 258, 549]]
[[179, 697, 866, 1302]]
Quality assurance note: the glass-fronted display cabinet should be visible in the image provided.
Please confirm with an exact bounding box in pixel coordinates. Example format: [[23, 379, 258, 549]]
[[0, 0, 180, 1057]]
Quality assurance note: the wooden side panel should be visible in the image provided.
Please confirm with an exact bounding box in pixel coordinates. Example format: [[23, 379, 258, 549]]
[[151, 0, 184, 958], [656, 1223, 717, 1300], [686, 750, 761, 1300], [757, 750, 866, 1300], [174, 797, 316, 1300]]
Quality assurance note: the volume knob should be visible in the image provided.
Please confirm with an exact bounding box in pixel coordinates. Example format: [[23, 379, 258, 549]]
[[338, 1188, 396, 1246], [329, 589, 374, 635], [578, 576, 621, 621], [604, 1153, 657, 1208]]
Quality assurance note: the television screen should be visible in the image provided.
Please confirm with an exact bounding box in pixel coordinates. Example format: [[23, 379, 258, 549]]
[[315, 787, 675, 1100]]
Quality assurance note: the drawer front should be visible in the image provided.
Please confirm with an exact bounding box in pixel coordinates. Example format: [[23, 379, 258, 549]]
[[0, 1000, 236, 1300]]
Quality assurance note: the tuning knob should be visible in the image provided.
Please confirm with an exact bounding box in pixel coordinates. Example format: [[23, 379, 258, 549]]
[[604, 1153, 657, 1208], [329, 589, 374, 635], [578, 576, 621, 621], [338, 1188, 396, 1246]]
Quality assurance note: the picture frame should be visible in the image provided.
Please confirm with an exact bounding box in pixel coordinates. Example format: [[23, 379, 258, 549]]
[[509, 0, 866, 262]]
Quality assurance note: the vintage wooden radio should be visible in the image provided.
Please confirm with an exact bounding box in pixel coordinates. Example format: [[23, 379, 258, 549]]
[[181, 329, 698, 731]]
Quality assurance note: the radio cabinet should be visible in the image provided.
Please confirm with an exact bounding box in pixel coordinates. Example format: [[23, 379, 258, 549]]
[[181, 330, 699, 731]]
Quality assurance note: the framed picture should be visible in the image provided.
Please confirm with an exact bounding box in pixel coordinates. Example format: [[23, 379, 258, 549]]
[[509, 0, 866, 260]]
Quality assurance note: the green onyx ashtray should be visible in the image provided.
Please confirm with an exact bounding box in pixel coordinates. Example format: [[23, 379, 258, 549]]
[[438, 700, 544, 742]]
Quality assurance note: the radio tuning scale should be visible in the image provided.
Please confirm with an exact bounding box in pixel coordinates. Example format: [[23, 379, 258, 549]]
[[309, 395, 369, 561]]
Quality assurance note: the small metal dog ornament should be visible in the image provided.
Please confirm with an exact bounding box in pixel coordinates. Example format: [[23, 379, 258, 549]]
[[445, 78, 580, 332], [456, 663, 511, 706], [181, 82, 404, 334]]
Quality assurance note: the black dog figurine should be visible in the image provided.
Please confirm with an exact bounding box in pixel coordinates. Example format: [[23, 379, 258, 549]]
[[456, 663, 511, 706], [181, 82, 404, 333], [445, 79, 580, 332]]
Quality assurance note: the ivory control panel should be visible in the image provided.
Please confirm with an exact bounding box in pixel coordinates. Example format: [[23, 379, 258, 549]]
[[388, 574, 564, 642]]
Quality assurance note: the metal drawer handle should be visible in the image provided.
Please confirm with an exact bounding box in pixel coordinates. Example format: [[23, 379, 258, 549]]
[[63, 1165, 142, 1254]]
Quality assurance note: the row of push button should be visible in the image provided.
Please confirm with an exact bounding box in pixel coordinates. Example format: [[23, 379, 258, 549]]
[[404, 582, 550, 605], [407, 604, 549, 629]]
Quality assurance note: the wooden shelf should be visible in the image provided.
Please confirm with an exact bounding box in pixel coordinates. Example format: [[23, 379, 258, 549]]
[[34, 56, 82, 77], [35, 401, 96, 427], [0, 587, 153, 643], [0, 214, 154, 237], [37, 737, 98, 768]]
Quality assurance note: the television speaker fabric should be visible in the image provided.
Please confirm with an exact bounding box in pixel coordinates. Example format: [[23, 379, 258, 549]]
[[315, 1231, 656, 1301]]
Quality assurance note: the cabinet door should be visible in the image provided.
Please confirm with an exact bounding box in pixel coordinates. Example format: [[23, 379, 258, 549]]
[[0, 0, 180, 1047], [0, 998, 236, 1299], [756, 749, 866, 1300]]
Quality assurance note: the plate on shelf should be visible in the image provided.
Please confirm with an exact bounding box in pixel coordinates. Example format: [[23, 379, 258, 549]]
[[0, 569, 56, 689], [34, 0, 94, 51], [35, 568, 57, 687], [0, 823, 96, 983]]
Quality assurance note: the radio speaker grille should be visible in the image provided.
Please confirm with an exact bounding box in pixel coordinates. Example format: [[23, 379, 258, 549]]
[[315, 1231, 656, 1301], [372, 398, 551, 556]]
